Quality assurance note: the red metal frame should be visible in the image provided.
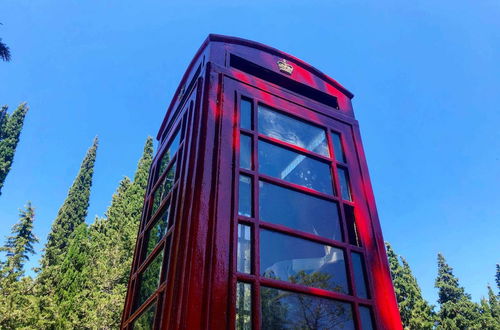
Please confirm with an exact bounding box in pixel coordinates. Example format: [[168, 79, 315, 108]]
[[121, 34, 402, 330]]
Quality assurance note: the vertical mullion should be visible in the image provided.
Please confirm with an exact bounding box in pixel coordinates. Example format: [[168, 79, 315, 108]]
[[252, 99, 261, 330]]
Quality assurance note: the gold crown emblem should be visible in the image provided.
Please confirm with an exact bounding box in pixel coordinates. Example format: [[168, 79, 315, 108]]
[[277, 59, 293, 75]]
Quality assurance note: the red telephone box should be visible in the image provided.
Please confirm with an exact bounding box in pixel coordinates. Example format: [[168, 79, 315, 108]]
[[121, 34, 402, 330]]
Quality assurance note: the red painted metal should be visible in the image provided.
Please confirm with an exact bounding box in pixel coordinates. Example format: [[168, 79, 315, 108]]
[[121, 34, 402, 330]]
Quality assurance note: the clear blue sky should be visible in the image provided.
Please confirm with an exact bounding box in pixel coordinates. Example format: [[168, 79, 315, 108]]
[[1, 0, 499, 306]]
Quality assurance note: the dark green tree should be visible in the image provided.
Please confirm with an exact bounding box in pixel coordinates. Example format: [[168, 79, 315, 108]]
[[0, 23, 11, 62], [0, 203, 39, 328], [435, 253, 481, 329], [0, 202, 38, 279], [0, 103, 29, 195], [385, 243, 434, 329], [496, 264, 500, 294], [67, 137, 153, 328], [41, 137, 98, 268]]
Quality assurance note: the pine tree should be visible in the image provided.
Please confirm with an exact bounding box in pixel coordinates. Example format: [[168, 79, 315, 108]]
[[42, 137, 98, 268], [0, 103, 28, 195], [0, 202, 38, 279], [385, 243, 434, 329], [435, 253, 481, 329], [0, 203, 39, 328], [496, 264, 500, 294]]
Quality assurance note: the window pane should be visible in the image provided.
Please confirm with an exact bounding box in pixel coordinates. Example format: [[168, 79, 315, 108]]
[[238, 175, 253, 217], [132, 301, 156, 329], [158, 130, 181, 177], [236, 282, 252, 330], [338, 167, 352, 201], [261, 286, 354, 330], [260, 230, 349, 294], [344, 205, 361, 247], [259, 181, 342, 241], [240, 98, 252, 130], [331, 131, 346, 163], [144, 205, 170, 259], [258, 105, 329, 157], [152, 162, 176, 216], [240, 133, 252, 170], [237, 224, 251, 274], [359, 306, 375, 330], [352, 252, 370, 299], [259, 140, 333, 194], [134, 251, 164, 311]]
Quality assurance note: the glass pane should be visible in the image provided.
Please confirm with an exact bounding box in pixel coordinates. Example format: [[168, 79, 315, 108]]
[[240, 98, 252, 130], [152, 162, 176, 216], [259, 181, 342, 241], [359, 306, 375, 330], [237, 224, 251, 273], [238, 175, 253, 217], [158, 130, 181, 177], [352, 252, 370, 299], [258, 105, 329, 157], [261, 286, 354, 330], [134, 251, 164, 311], [344, 205, 361, 247], [240, 133, 252, 170], [260, 230, 349, 294], [259, 140, 333, 194], [331, 131, 346, 163], [338, 167, 352, 201], [132, 301, 156, 329], [144, 205, 170, 259], [236, 282, 252, 330]]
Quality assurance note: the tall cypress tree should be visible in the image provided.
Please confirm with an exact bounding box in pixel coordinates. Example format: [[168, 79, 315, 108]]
[[385, 243, 434, 329], [435, 253, 481, 329], [65, 137, 153, 328], [42, 137, 98, 268], [0, 103, 28, 195]]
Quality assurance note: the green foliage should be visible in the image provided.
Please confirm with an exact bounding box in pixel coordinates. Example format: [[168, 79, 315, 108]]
[[0, 103, 28, 195], [42, 137, 98, 268], [386, 243, 435, 329], [0, 203, 39, 329]]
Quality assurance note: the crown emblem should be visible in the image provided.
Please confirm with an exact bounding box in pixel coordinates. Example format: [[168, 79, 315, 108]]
[[277, 59, 293, 75]]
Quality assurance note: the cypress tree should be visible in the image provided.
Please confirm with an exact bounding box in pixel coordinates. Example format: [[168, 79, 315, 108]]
[[435, 253, 481, 329], [0, 103, 29, 195], [71, 137, 153, 328], [385, 243, 434, 329], [42, 137, 98, 268]]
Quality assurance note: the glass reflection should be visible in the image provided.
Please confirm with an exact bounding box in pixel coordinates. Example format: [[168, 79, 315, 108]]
[[258, 105, 329, 157], [238, 175, 253, 217], [359, 306, 375, 330], [259, 181, 342, 241], [132, 301, 156, 329], [338, 167, 352, 201], [237, 224, 251, 273], [259, 140, 333, 194], [240, 99, 252, 130], [352, 252, 369, 299], [261, 286, 354, 330], [151, 162, 176, 216], [134, 251, 163, 311], [240, 133, 252, 170], [344, 205, 361, 247], [331, 131, 346, 163], [144, 205, 170, 259], [236, 282, 252, 330], [260, 230, 349, 294], [158, 130, 181, 178]]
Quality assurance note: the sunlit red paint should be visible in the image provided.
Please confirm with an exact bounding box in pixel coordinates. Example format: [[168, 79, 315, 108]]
[[121, 34, 402, 329]]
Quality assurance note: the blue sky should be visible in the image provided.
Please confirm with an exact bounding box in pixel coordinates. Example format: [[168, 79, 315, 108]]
[[1, 0, 498, 306]]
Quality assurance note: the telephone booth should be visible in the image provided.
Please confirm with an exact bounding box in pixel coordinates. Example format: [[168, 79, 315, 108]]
[[121, 34, 402, 330]]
